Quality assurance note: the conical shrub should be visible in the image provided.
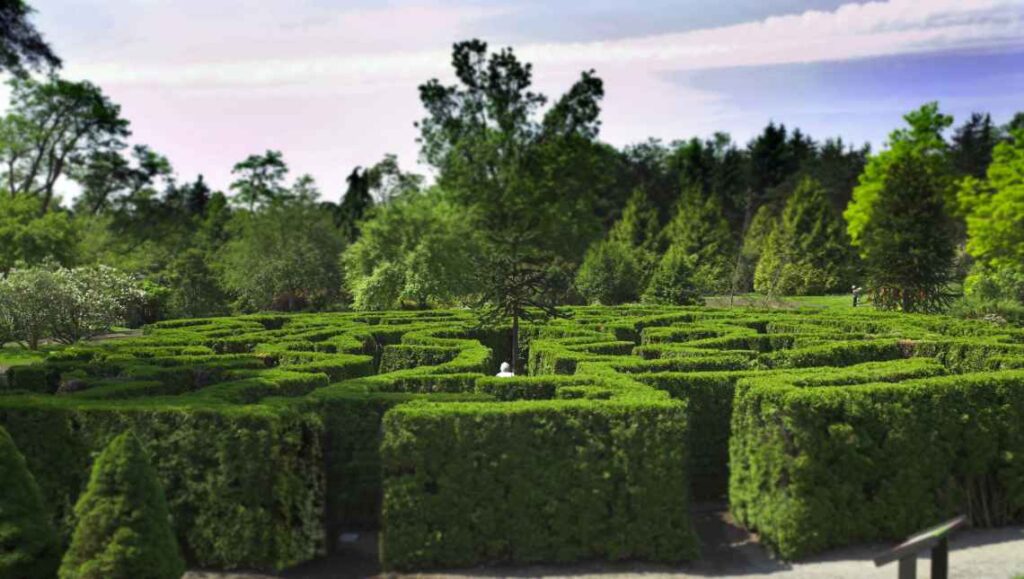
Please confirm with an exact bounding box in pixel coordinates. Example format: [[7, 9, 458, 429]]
[[58, 432, 185, 579], [0, 425, 60, 579]]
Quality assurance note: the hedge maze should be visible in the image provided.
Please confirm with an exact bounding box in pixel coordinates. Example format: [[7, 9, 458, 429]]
[[2, 306, 1023, 571]]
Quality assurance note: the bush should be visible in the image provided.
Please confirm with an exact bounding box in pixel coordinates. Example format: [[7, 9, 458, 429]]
[[0, 425, 60, 579], [59, 432, 185, 579]]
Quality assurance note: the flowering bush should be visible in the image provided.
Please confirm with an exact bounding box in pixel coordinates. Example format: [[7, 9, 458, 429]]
[[0, 264, 143, 348]]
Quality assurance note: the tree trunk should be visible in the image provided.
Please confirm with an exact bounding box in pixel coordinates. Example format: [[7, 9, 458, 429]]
[[511, 314, 520, 375]]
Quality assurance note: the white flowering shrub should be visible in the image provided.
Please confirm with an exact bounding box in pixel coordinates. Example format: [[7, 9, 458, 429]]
[[0, 265, 143, 348]]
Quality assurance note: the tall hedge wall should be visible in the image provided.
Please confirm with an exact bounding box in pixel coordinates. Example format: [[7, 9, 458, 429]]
[[1, 305, 1022, 572]]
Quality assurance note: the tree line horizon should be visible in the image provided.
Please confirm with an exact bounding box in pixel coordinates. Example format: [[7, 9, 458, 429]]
[[2, 28, 1024, 367]]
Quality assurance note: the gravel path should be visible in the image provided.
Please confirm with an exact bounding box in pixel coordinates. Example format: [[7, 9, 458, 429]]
[[185, 512, 1024, 579]]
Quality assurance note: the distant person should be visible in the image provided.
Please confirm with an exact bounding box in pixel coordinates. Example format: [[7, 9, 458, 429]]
[[852, 285, 862, 307], [496, 362, 515, 378]]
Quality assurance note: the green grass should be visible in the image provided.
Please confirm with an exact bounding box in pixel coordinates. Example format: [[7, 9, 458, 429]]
[[705, 293, 865, 310], [0, 344, 53, 368]]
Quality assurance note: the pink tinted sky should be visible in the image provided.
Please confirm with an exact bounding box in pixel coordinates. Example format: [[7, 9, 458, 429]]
[[10, 0, 1024, 201]]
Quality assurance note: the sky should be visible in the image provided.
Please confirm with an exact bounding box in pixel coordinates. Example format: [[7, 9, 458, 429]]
[[11, 0, 1024, 201]]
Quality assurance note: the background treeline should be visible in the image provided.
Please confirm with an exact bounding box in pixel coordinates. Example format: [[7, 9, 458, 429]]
[[2, 40, 1024, 347]]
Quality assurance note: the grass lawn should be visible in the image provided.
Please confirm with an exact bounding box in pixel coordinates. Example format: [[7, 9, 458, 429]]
[[705, 293, 866, 311], [0, 343, 54, 368]]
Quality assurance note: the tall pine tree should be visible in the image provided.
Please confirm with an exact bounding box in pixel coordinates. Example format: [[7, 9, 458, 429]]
[[845, 103, 957, 312], [754, 177, 856, 296], [662, 186, 735, 295]]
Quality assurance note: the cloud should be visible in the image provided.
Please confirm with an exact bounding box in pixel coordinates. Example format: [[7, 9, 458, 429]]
[[64, 0, 1024, 90]]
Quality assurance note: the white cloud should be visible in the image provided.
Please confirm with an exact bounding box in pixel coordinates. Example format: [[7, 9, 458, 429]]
[[64, 0, 1024, 89]]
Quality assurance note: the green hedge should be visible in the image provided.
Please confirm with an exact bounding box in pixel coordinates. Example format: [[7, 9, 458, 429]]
[[0, 398, 323, 570], [3, 305, 1023, 573], [730, 371, 1024, 559], [380, 398, 698, 570]]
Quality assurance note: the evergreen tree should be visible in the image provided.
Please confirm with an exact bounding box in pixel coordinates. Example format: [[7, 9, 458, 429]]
[[663, 187, 735, 295], [59, 432, 184, 579], [338, 167, 375, 244], [960, 128, 1024, 304], [754, 177, 855, 295], [642, 245, 700, 306], [165, 248, 228, 318], [0, 425, 59, 579], [951, 112, 998, 179], [575, 239, 642, 305], [608, 188, 660, 253], [845, 103, 957, 312]]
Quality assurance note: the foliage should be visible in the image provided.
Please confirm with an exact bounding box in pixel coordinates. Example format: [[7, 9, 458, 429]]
[[164, 249, 228, 318], [0, 264, 141, 349], [2, 307, 1024, 571], [0, 193, 78, 274], [845, 103, 958, 312], [959, 129, 1024, 306], [575, 239, 642, 305], [663, 187, 735, 294], [417, 39, 607, 371], [229, 150, 289, 212], [381, 395, 698, 570], [58, 432, 185, 579], [642, 245, 700, 305], [0, 424, 59, 579], [220, 200, 344, 311], [343, 188, 480, 309], [754, 177, 855, 295], [0, 0, 60, 75], [731, 371, 1024, 559], [0, 75, 129, 212]]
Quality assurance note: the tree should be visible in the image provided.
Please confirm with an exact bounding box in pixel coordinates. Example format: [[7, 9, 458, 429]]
[[220, 200, 345, 311], [343, 188, 479, 309], [0, 194, 78, 274], [417, 40, 605, 372], [959, 129, 1024, 304], [642, 245, 701, 306], [0, 424, 59, 579], [754, 177, 856, 296], [663, 187, 735, 295], [0, 76, 129, 213], [337, 167, 374, 243], [164, 249, 228, 318], [0, 264, 142, 349], [71, 145, 173, 216], [845, 103, 957, 312], [229, 150, 289, 211], [951, 112, 998, 179], [0, 0, 60, 75], [575, 239, 642, 305], [58, 432, 185, 579]]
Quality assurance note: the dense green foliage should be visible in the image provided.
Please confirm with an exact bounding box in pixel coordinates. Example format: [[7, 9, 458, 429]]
[[59, 432, 185, 579], [755, 177, 855, 295], [845, 104, 959, 312], [2, 305, 1022, 571], [0, 424, 59, 579]]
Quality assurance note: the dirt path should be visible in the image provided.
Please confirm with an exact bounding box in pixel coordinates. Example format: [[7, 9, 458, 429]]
[[185, 511, 1024, 579]]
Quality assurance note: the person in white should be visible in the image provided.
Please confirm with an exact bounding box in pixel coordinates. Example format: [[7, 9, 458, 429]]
[[496, 362, 515, 377]]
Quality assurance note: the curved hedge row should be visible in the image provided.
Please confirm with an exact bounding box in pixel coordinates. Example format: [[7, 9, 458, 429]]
[[1, 306, 1023, 571]]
